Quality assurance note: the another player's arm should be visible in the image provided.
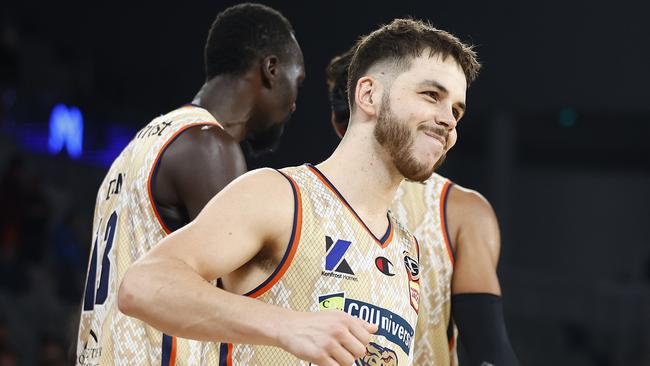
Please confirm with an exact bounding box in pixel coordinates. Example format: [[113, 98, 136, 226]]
[[118, 169, 376, 366], [447, 185, 519, 366], [155, 125, 247, 221]]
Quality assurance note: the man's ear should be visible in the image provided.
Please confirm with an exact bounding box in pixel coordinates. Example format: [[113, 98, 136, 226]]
[[354, 76, 381, 118], [260, 55, 278, 88]]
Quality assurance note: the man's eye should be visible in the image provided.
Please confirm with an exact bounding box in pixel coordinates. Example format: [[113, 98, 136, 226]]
[[422, 91, 438, 101]]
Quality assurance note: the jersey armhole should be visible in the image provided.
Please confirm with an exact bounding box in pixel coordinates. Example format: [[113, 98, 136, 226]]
[[243, 169, 303, 298], [146, 122, 222, 235], [440, 180, 456, 268]]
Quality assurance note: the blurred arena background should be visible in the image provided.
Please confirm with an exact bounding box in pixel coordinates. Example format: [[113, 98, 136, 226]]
[[0, 1, 649, 365]]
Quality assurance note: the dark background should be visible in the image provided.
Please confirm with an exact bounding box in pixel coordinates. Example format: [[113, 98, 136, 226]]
[[1, 1, 649, 365]]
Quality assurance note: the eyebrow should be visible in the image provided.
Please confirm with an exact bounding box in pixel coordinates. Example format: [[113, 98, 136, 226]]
[[418, 79, 466, 112]]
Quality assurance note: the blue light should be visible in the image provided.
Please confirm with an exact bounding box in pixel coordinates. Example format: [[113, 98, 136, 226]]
[[48, 103, 84, 159]]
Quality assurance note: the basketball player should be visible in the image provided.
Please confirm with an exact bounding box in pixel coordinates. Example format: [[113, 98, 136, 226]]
[[118, 19, 479, 365], [75, 4, 305, 365], [326, 46, 519, 365]]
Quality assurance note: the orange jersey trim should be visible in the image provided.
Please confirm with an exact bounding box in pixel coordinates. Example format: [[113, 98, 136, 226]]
[[146, 121, 223, 235], [245, 172, 302, 299], [170, 336, 177, 366], [448, 332, 456, 351], [440, 181, 455, 268]]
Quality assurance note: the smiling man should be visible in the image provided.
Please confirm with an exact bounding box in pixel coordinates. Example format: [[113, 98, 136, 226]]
[[327, 42, 519, 365], [118, 19, 478, 366]]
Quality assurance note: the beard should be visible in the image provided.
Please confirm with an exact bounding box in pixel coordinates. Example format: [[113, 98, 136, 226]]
[[373, 93, 446, 182], [243, 123, 285, 158]]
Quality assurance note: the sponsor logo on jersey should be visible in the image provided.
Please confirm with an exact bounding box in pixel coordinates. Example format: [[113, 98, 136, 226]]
[[136, 120, 173, 139], [356, 342, 399, 366], [318, 293, 414, 355], [375, 256, 395, 276], [78, 329, 102, 365], [105, 172, 125, 200], [322, 236, 357, 281], [403, 251, 420, 314]]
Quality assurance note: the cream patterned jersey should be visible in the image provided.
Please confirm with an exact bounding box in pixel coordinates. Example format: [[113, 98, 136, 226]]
[[209, 164, 421, 366], [390, 173, 458, 366], [76, 105, 221, 366]]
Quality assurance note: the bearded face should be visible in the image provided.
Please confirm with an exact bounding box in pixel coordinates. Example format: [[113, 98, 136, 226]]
[[373, 92, 446, 182]]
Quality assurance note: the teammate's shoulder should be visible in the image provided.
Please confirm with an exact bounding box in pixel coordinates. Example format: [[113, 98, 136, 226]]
[[447, 183, 495, 219], [226, 168, 294, 196]]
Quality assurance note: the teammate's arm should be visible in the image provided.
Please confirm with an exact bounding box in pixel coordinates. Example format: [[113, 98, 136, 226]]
[[118, 169, 376, 366], [447, 186, 519, 366], [155, 124, 247, 222]]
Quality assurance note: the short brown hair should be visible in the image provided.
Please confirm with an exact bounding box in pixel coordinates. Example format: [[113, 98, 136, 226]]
[[347, 18, 481, 109]]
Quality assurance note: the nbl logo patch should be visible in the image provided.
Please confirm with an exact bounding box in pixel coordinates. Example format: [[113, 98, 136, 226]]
[[403, 251, 420, 314], [322, 236, 357, 281], [403, 253, 419, 281]]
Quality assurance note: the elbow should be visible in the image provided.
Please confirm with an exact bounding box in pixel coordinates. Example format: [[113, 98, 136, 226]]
[[117, 268, 143, 317]]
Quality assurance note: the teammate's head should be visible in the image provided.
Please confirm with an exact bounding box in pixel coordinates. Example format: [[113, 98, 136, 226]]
[[205, 3, 305, 154], [325, 48, 354, 138], [347, 19, 480, 181]]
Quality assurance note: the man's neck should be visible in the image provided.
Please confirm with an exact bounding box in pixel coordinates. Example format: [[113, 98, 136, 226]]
[[316, 123, 403, 235], [192, 74, 257, 142]]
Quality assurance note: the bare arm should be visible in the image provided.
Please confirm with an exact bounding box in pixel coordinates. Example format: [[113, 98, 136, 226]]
[[120, 168, 291, 343], [447, 185, 501, 295], [119, 169, 376, 365], [447, 185, 519, 365], [154, 124, 247, 226]]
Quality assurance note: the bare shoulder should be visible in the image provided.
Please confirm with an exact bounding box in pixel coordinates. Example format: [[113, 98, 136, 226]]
[[447, 183, 497, 225], [165, 124, 243, 164], [445, 183, 500, 259], [210, 167, 295, 211]]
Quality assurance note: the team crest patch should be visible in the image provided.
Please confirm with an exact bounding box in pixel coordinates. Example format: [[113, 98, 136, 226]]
[[403, 251, 420, 314], [356, 342, 398, 366], [322, 236, 357, 281]]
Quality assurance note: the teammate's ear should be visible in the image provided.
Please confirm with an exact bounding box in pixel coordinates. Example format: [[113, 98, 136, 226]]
[[261, 55, 278, 89], [354, 77, 379, 118]]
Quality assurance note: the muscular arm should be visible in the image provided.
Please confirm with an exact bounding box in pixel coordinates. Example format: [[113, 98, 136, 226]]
[[118, 169, 375, 365], [154, 125, 247, 227], [446, 185, 519, 366], [120, 169, 291, 342], [447, 185, 501, 295]]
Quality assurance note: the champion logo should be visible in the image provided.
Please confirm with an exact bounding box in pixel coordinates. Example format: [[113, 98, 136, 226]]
[[375, 256, 395, 276]]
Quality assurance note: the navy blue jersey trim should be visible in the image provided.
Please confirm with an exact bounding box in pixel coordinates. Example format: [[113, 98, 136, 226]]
[[161, 334, 173, 366], [218, 343, 229, 366], [306, 163, 392, 245], [442, 182, 456, 260], [242, 169, 299, 297]]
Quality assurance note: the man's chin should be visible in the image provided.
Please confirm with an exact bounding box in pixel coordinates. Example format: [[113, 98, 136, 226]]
[[244, 123, 285, 157]]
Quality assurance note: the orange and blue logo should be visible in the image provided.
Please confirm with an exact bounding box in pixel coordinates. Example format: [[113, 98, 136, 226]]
[[356, 342, 399, 366]]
